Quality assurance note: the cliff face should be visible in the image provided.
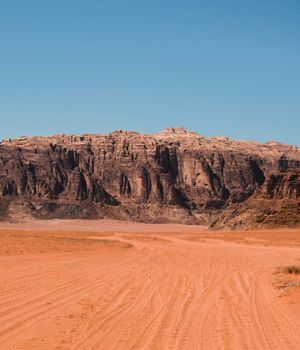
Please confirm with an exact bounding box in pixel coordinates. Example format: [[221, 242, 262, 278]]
[[0, 128, 299, 224], [259, 171, 300, 199], [211, 170, 300, 229]]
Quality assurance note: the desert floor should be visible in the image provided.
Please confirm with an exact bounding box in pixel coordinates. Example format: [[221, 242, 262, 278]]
[[0, 220, 300, 349]]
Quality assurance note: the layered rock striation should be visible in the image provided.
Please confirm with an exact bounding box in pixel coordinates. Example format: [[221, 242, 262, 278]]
[[0, 128, 299, 225]]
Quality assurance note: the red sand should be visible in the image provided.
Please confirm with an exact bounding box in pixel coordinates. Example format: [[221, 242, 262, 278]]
[[0, 220, 299, 349]]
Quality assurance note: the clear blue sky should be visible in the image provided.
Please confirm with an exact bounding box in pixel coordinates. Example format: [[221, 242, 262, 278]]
[[1, 0, 299, 146]]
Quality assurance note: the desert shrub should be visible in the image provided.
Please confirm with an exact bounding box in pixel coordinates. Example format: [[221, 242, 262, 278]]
[[279, 265, 300, 274]]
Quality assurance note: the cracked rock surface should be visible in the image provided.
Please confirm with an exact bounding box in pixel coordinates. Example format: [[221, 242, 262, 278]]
[[0, 128, 299, 226]]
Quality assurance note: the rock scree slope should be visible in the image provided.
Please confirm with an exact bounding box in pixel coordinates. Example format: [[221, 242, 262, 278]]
[[0, 127, 299, 226]]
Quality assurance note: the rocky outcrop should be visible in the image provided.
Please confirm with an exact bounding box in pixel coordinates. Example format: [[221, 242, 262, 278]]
[[210, 169, 300, 229], [0, 128, 299, 225]]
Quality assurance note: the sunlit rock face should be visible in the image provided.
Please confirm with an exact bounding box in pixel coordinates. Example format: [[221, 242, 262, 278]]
[[0, 128, 299, 224]]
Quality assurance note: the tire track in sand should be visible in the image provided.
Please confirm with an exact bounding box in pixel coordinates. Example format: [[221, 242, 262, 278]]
[[0, 230, 300, 349]]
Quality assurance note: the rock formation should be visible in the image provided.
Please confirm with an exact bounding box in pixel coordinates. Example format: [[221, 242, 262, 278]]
[[211, 169, 300, 229], [0, 128, 299, 226]]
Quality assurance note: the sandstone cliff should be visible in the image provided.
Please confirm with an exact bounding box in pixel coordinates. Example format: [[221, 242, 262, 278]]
[[210, 169, 300, 229], [0, 128, 299, 225]]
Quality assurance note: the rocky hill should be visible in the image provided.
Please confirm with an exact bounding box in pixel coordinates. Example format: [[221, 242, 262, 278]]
[[210, 169, 300, 229], [0, 128, 299, 226]]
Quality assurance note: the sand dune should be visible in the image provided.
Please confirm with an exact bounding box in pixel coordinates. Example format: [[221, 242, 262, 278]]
[[0, 221, 299, 349]]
